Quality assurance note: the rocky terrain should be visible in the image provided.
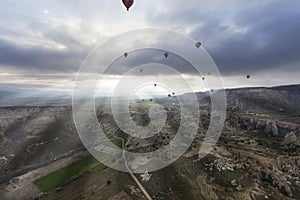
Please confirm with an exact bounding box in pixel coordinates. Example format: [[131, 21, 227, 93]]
[[0, 84, 299, 199], [0, 106, 81, 177]]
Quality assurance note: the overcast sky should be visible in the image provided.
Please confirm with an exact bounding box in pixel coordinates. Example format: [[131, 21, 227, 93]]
[[0, 0, 299, 95]]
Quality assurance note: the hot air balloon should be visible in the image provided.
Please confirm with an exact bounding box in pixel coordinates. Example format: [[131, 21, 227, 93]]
[[124, 52, 128, 57], [150, 99, 153, 102], [202, 77, 205, 80], [164, 52, 169, 58], [172, 92, 175, 95], [122, 0, 134, 11], [154, 84, 157, 87], [247, 75, 251, 79], [168, 94, 171, 98], [195, 42, 202, 49]]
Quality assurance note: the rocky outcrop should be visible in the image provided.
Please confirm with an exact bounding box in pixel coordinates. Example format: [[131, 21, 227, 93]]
[[228, 114, 300, 137], [261, 156, 300, 197], [204, 153, 242, 172], [282, 132, 300, 149], [264, 120, 279, 136], [263, 169, 293, 197]]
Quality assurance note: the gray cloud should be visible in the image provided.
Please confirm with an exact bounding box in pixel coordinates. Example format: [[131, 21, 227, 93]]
[[207, 1, 300, 75], [0, 0, 299, 89], [146, 1, 300, 76], [0, 36, 88, 73]]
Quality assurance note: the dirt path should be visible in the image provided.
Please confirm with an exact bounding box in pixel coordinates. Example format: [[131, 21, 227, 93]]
[[113, 132, 153, 200]]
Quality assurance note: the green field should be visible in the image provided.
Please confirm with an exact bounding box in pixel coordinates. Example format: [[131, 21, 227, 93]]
[[34, 155, 101, 192], [34, 139, 122, 192], [103, 138, 123, 148]]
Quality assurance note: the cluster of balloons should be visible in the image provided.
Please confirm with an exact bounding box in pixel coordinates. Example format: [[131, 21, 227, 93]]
[[123, 40, 202, 62], [121, 40, 208, 103]]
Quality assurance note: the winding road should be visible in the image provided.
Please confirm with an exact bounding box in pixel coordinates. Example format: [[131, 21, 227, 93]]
[[113, 131, 153, 200]]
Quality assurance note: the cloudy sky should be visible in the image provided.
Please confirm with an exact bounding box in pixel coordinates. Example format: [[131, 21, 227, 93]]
[[0, 0, 299, 96]]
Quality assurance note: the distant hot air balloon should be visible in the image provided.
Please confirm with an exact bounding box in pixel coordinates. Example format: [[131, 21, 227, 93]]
[[202, 77, 205, 80], [124, 52, 128, 57], [154, 84, 157, 87], [195, 42, 202, 49], [172, 92, 175, 95], [247, 75, 251, 79], [150, 99, 153, 102], [164, 52, 169, 58], [122, 0, 134, 11], [168, 94, 171, 98]]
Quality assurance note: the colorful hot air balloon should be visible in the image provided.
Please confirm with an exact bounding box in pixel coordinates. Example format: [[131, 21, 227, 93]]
[[122, 0, 134, 11]]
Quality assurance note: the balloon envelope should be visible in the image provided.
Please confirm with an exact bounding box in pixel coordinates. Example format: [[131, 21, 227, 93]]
[[124, 52, 128, 57], [122, 0, 134, 11], [195, 42, 202, 48], [164, 52, 169, 58]]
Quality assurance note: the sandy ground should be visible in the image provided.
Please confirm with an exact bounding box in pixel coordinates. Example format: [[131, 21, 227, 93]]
[[0, 151, 89, 200]]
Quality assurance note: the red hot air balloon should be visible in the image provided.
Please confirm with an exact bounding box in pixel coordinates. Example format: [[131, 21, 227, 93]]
[[122, 0, 134, 11]]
